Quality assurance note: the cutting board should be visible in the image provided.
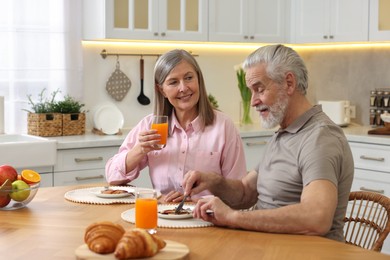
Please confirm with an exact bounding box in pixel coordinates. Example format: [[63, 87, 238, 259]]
[[75, 240, 189, 260]]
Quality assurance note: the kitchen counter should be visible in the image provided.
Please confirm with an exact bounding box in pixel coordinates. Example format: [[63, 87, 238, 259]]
[[0, 184, 389, 260], [47, 123, 390, 149]]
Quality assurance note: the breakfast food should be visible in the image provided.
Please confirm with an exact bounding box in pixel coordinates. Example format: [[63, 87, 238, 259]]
[[84, 221, 125, 254], [160, 208, 191, 215], [101, 189, 130, 195], [114, 228, 166, 259], [84, 222, 166, 259]]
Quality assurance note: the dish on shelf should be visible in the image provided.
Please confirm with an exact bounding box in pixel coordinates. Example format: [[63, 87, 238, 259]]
[[93, 104, 124, 135]]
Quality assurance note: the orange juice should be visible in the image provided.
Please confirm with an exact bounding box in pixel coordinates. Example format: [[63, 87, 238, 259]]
[[151, 122, 168, 147], [135, 198, 158, 230]]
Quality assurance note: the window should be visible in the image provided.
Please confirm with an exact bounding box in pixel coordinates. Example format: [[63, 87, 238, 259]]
[[0, 0, 83, 133]]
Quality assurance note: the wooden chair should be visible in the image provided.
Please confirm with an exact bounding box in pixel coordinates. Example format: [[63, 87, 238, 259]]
[[344, 191, 390, 252]]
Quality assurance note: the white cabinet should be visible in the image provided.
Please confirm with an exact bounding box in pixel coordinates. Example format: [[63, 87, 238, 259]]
[[348, 141, 390, 254], [241, 136, 270, 171], [208, 0, 288, 43], [291, 0, 369, 43], [369, 0, 390, 41], [83, 0, 208, 41], [53, 146, 119, 186]]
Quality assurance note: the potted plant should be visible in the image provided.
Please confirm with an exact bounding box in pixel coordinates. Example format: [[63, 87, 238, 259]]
[[24, 89, 86, 136], [24, 89, 63, 137], [56, 95, 86, 136]]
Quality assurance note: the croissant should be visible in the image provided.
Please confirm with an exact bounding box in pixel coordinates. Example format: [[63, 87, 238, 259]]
[[114, 228, 166, 259], [84, 221, 125, 254]]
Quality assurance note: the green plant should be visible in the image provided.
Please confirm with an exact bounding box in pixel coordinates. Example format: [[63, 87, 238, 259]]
[[208, 94, 219, 109], [23, 89, 61, 113], [54, 95, 85, 113], [235, 66, 253, 125], [23, 89, 84, 114]]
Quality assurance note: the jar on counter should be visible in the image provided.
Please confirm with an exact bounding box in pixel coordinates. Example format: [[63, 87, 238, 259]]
[[370, 90, 377, 107], [376, 109, 383, 126], [370, 109, 376, 126], [376, 91, 384, 107], [384, 91, 390, 107]]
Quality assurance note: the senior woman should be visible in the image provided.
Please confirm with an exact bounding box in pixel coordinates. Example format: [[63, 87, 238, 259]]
[[105, 49, 246, 202]]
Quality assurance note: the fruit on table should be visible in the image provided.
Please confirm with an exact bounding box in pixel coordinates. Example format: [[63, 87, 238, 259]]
[[21, 169, 41, 184], [0, 165, 18, 186], [0, 194, 11, 207], [10, 180, 30, 202]]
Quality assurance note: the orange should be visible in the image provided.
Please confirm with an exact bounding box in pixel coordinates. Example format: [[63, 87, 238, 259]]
[[21, 169, 41, 184]]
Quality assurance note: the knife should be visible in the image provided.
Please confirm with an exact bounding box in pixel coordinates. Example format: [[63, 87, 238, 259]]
[[175, 194, 189, 214]]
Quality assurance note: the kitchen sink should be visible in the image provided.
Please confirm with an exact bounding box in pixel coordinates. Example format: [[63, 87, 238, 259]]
[[0, 134, 56, 168]]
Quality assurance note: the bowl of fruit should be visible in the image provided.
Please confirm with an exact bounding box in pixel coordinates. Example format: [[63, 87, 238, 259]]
[[0, 165, 41, 210]]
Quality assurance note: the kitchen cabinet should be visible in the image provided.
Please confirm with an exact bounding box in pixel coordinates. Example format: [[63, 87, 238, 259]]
[[53, 146, 119, 186], [83, 0, 208, 42], [241, 136, 270, 171], [369, 0, 390, 41], [208, 0, 288, 43], [291, 0, 369, 43], [347, 141, 390, 254]]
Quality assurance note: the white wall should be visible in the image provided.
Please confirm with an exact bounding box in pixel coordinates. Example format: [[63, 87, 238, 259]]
[[83, 42, 390, 130]]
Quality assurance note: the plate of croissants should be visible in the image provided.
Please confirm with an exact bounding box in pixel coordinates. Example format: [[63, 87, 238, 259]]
[[75, 221, 189, 260], [92, 187, 135, 199]]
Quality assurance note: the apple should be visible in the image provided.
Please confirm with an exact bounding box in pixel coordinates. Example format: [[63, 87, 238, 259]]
[[0, 194, 11, 207], [10, 180, 30, 202], [0, 165, 18, 186]]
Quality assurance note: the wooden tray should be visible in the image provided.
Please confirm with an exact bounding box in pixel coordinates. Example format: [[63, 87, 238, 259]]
[[75, 240, 189, 260], [368, 127, 390, 135]]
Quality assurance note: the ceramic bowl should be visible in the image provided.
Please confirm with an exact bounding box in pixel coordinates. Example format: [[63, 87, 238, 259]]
[[0, 182, 40, 210]]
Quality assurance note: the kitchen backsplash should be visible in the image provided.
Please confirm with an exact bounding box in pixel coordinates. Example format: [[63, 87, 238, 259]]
[[83, 43, 390, 130]]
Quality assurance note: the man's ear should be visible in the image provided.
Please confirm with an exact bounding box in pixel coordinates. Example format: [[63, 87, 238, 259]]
[[285, 72, 296, 95]]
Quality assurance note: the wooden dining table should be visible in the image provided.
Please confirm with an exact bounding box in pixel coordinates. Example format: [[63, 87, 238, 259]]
[[0, 184, 389, 260]]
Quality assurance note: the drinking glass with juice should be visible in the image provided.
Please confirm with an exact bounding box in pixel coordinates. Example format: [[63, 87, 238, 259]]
[[151, 115, 168, 148], [135, 189, 158, 234]]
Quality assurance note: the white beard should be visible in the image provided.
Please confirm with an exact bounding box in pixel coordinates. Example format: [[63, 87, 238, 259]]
[[260, 90, 288, 129]]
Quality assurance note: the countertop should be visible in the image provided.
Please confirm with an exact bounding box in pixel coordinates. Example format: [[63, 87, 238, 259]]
[[46, 123, 390, 150], [0, 184, 389, 260]]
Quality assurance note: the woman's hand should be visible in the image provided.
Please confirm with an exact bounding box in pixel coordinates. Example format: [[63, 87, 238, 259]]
[[161, 190, 193, 203], [137, 129, 162, 154]]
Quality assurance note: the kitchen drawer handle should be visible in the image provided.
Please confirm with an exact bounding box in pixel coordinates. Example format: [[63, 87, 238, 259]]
[[246, 141, 267, 147], [74, 156, 103, 163], [75, 175, 104, 181], [359, 187, 385, 194], [359, 155, 385, 162]]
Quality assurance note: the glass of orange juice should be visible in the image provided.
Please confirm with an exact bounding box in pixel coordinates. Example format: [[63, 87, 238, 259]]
[[135, 189, 158, 234], [151, 115, 168, 148]]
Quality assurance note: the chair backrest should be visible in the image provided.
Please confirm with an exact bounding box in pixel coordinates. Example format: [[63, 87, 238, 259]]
[[344, 191, 390, 252]]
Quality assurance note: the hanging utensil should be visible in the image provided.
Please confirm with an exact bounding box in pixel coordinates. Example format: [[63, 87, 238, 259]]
[[106, 56, 131, 101], [137, 57, 150, 105]]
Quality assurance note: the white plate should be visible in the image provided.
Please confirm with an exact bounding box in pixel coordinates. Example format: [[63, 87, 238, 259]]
[[93, 104, 124, 135], [95, 192, 132, 199], [158, 205, 194, 220], [91, 187, 135, 199]]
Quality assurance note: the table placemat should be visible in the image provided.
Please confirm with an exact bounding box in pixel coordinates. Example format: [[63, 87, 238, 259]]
[[64, 186, 137, 205], [121, 204, 213, 228]]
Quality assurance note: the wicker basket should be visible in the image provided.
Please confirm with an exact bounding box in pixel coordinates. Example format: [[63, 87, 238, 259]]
[[62, 113, 85, 136], [28, 113, 63, 137]]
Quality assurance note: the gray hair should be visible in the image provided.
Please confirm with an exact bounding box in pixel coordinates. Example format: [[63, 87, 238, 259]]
[[242, 44, 308, 95], [153, 49, 214, 127]]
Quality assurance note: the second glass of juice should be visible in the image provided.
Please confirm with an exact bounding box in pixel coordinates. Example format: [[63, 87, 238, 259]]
[[135, 189, 158, 234]]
